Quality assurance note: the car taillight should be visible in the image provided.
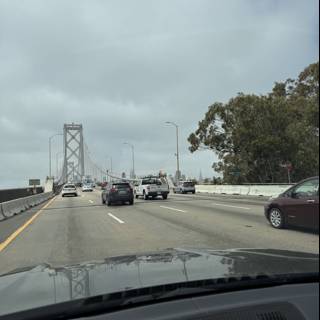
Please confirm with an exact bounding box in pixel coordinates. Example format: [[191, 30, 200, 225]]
[[110, 187, 117, 192]]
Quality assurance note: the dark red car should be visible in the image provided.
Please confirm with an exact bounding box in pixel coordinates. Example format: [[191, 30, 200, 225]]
[[264, 176, 319, 230]]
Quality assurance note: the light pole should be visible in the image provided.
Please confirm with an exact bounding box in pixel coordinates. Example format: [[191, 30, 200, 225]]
[[106, 156, 113, 173], [106, 156, 113, 182], [49, 133, 63, 178], [165, 121, 180, 182], [56, 151, 63, 179], [123, 143, 135, 178]]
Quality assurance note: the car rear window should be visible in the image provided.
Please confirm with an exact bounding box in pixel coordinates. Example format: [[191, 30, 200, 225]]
[[114, 184, 130, 189], [64, 185, 75, 189], [183, 182, 195, 187], [142, 179, 162, 185]]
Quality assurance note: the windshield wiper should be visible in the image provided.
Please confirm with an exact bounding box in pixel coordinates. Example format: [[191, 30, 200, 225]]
[[3, 272, 318, 320]]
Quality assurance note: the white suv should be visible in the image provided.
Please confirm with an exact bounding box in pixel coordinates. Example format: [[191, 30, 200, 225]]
[[61, 184, 78, 197], [173, 181, 196, 194]]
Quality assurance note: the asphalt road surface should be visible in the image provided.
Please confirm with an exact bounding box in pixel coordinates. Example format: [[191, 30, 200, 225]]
[[0, 190, 318, 275]]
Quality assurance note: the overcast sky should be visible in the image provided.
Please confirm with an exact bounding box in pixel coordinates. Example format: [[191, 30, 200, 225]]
[[0, 0, 318, 188]]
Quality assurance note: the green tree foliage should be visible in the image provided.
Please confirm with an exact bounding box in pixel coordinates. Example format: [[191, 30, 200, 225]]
[[212, 176, 222, 185], [203, 178, 211, 184], [188, 62, 319, 184]]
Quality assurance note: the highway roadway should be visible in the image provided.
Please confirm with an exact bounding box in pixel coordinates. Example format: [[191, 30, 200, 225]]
[[0, 190, 318, 275]]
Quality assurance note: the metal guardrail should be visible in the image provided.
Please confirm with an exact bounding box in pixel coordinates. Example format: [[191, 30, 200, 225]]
[[0, 192, 54, 221]]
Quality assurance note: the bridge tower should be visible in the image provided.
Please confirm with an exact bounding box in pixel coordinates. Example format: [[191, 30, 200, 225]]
[[61, 123, 85, 183]]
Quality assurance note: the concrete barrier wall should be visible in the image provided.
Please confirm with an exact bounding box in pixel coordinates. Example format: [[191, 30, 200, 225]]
[[196, 184, 293, 197], [0, 192, 53, 221], [0, 205, 5, 221], [0, 187, 44, 203]]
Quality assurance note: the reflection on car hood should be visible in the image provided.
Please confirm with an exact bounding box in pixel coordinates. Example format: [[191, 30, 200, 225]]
[[0, 248, 318, 316]]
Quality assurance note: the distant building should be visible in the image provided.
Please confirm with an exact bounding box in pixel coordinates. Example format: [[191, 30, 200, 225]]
[[198, 171, 203, 184]]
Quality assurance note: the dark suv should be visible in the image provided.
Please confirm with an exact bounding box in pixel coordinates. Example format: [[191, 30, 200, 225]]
[[264, 176, 319, 230], [101, 182, 134, 206]]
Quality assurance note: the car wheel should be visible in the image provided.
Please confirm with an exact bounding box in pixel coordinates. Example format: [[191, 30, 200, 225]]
[[129, 200, 134, 205], [269, 208, 285, 229], [107, 199, 112, 206], [162, 194, 168, 200], [135, 195, 139, 199], [144, 192, 149, 200], [62, 194, 64, 197], [102, 197, 106, 205]]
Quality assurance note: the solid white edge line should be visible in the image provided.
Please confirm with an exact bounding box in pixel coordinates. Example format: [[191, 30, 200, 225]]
[[108, 213, 125, 224], [160, 206, 187, 213], [212, 203, 251, 210]]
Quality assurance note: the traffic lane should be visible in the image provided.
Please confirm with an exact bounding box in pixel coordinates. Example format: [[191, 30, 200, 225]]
[[75, 190, 234, 254], [169, 194, 319, 235], [0, 192, 104, 274], [48, 189, 103, 211], [87, 190, 319, 247], [93, 191, 318, 253], [132, 197, 319, 254], [140, 194, 266, 224], [1, 189, 318, 276], [93, 190, 319, 248], [97, 200, 239, 252], [0, 191, 220, 275], [0, 189, 237, 274]]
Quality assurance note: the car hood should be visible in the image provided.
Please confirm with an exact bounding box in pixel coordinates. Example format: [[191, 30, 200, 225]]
[[0, 248, 318, 316]]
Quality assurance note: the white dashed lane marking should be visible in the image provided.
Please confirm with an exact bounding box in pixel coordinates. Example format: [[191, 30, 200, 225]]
[[160, 206, 187, 213], [212, 203, 251, 210], [108, 213, 125, 224]]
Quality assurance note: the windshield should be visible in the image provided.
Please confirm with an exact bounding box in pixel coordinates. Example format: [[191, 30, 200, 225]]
[[0, 0, 318, 317]]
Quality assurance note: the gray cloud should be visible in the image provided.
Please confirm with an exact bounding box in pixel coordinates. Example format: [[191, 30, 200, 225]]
[[0, 0, 318, 188]]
